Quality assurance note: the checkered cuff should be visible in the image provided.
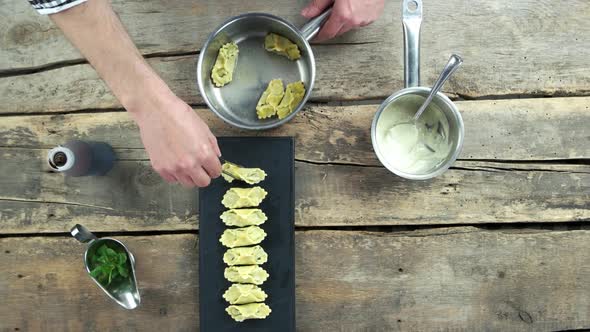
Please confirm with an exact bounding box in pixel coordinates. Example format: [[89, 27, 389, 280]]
[[28, 0, 88, 15]]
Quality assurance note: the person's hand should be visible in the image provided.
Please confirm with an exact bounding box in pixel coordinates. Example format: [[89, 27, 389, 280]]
[[131, 95, 222, 188], [49, 0, 221, 187], [301, 0, 385, 42]]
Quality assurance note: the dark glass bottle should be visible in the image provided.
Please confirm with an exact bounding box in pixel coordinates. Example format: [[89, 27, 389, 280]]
[[47, 140, 116, 176]]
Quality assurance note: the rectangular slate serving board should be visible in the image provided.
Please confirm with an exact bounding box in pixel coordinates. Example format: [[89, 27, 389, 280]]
[[199, 137, 295, 332]]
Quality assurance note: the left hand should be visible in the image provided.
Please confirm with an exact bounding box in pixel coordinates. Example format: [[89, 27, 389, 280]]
[[301, 0, 385, 42]]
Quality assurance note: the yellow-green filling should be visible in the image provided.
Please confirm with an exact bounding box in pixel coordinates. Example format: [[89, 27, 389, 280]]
[[222, 187, 267, 209], [277, 81, 306, 119], [223, 284, 268, 305], [220, 209, 267, 227], [224, 265, 269, 285], [211, 42, 239, 87], [221, 163, 267, 185], [256, 79, 285, 119], [220, 226, 267, 248], [223, 245, 268, 266], [226, 303, 272, 322], [264, 33, 301, 60]]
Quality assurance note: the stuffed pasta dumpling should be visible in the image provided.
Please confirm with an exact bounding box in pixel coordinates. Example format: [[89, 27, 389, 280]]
[[222, 187, 267, 209], [276, 81, 305, 119], [211, 42, 239, 87], [223, 284, 267, 305], [223, 245, 268, 266], [226, 303, 272, 322], [222, 163, 267, 185], [224, 265, 269, 285], [220, 226, 267, 248], [264, 33, 301, 60], [221, 209, 267, 227]]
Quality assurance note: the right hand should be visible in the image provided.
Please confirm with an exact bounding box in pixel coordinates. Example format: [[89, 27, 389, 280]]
[[302, 0, 385, 42], [131, 95, 222, 188]]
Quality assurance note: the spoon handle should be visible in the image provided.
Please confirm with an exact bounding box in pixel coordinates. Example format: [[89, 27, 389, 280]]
[[413, 54, 463, 121]]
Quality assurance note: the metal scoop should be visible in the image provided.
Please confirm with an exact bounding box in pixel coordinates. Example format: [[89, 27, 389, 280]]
[[388, 54, 463, 150], [71, 224, 141, 309], [219, 156, 244, 180]]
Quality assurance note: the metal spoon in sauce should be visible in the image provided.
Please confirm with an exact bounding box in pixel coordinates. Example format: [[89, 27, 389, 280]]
[[388, 54, 463, 151]]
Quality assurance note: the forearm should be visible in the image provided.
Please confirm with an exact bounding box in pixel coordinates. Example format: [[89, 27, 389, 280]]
[[49, 0, 174, 117]]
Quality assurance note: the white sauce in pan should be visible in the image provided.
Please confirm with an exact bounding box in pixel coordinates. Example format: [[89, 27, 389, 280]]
[[376, 95, 452, 174]]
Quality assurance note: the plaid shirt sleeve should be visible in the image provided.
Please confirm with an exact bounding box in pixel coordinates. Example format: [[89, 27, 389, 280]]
[[28, 0, 88, 15]]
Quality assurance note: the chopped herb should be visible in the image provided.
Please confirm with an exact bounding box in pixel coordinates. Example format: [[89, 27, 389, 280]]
[[89, 244, 130, 286]]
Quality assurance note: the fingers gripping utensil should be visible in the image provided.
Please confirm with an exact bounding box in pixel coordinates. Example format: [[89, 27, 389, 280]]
[[197, 8, 332, 130], [71, 224, 141, 309], [370, 0, 465, 180], [219, 156, 244, 180]]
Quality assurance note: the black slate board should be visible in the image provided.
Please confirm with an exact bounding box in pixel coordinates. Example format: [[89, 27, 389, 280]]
[[199, 137, 295, 332]]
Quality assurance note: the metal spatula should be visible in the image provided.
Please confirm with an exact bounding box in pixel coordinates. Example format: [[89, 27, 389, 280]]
[[219, 156, 244, 180]]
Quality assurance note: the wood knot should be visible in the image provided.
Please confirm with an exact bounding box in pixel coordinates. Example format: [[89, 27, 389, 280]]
[[8, 22, 51, 46], [518, 310, 533, 324]]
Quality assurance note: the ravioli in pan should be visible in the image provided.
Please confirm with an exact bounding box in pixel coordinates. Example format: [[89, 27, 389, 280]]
[[211, 42, 239, 87], [226, 303, 272, 322], [264, 33, 301, 61], [277, 81, 305, 119], [223, 245, 268, 266], [256, 79, 285, 119], [224, 265, 269, 285], [220, 226, 267, 248], [221, 209, 267, 227], [222, 186, 268, 209]]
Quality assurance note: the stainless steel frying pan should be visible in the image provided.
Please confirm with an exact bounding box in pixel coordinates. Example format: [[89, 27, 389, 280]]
[[197, 9, 331, 130]]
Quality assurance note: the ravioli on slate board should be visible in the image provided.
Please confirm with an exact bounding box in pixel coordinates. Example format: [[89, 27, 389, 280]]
[[199, 137, 295, 332]]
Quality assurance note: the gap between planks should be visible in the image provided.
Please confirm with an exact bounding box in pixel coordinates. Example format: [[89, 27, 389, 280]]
[[0, 50, 199, 79], [1, 48, 589, 103], [0, 145, 587, 171], [3, 222, 590, 239]]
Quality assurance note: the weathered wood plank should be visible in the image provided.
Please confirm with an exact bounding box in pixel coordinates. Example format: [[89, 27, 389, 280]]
[[1, 98, 588, 163], [0, 46, 394, 113], [2, 229, 590, 331], [2, 0, 590, 109], [1, 147, 588, 233], [1, 98, 588, 233], [0, 0, 393, 70]]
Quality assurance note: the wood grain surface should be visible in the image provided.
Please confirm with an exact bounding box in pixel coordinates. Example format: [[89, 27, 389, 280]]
[[0, 98, 588, 233], [1, 0, 589, 330], [1, 98, 588, 163], [1, 146, 588, 233], [2, 0, 589, 111], [2, 229, 590, 331]]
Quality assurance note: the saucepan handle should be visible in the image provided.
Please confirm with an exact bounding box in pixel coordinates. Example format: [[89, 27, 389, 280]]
[[402, 0, 422, 88], [299, 7, 333, 41], [71, 224, 97, 244]]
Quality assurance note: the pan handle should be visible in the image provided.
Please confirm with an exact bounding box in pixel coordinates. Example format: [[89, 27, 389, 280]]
[[402, 0, 422, 88], [299, 7, 333, 41]]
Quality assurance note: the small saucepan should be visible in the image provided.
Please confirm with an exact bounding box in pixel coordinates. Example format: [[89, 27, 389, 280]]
[[197, 9, 331, 130], [371, 0, 464, 180]]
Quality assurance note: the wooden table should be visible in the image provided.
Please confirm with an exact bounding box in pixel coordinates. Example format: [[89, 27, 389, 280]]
[[1, 0, 589, 331]]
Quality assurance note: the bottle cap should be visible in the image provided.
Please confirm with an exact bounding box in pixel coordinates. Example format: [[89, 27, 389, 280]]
[[47, 146, 76, 172]]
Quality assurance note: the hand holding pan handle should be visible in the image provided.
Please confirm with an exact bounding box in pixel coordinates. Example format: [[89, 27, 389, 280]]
[[299, 7, 333, 41]]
